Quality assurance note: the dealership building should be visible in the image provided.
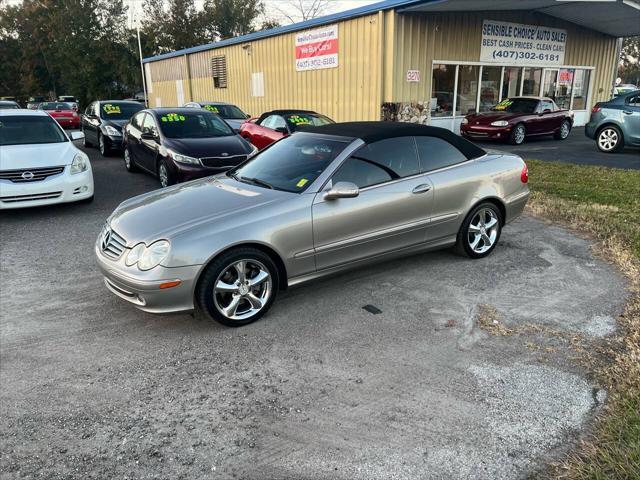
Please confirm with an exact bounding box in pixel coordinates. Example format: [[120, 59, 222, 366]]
[[143, 0, 640, 131]]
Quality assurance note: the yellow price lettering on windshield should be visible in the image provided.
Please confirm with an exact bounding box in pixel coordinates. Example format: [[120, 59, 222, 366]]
[[288, 115, 312, 125], [103, 104, 121, 114], [296, 178, 309, 188], [161, 113, 186, 122], [494, 99, 513, 111], [204, 105, 219, 113]]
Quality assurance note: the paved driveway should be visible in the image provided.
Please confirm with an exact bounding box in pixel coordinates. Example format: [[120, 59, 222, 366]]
[[474, 126, 640, 170], [0, 142, 629, 479]]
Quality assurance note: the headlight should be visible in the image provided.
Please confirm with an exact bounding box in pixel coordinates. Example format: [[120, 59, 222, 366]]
[[247, 144, 259, 159], [137, 240, 170, 271], [490, 120, 509, 127], [125, 243, 145, 267], [461, 118, 469, 125], [70, 152, 88, 174], [104, 125, 121, 136], [167, 149, 201, 166]]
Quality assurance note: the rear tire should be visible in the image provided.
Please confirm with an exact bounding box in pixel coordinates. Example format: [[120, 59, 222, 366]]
[[554, 120, 571, 140], [596, 126, 623, 153], [455, 202, 503, 259], [509, 123, 526, 145], [196, 248, 279, 327]]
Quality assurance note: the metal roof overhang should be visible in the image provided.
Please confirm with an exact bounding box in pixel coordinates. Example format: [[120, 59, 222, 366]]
[[398, 0, 640, 37]]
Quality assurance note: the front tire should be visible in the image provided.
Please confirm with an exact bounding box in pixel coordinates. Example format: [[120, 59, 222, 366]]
[[596, 126, 623, 153], [124, 147, 137, 172], [196, 248, 279, 327], [509, 123, 526, 145], [82, 129, 93, 148], [455, 202, 503, 259], [158, 159, 175, 187], [98, 133, 110, 157], [554, 120, 571, 140]]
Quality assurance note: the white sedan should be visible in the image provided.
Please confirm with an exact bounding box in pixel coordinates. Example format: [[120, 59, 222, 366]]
[[0, 109, 94, 209]]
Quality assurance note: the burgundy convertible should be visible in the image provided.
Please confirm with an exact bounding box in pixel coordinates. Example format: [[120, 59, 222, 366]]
[[460, 97, 573, 145]]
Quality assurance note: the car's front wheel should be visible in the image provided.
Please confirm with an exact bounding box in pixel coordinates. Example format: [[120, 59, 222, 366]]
[[456, 202, 503, 259], [596, 126, 623, 153], [98, 133, 110, 157], [82, 129, 93, 148], [509, 124, 526, 145], [196, 248, 279, 327], [124, 147, 137, 172], [158, 159, 175, 187]]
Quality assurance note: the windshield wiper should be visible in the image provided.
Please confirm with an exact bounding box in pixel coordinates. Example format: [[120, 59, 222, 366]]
[[240, 176, 274, 189]]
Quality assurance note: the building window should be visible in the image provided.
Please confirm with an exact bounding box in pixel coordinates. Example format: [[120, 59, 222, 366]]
[[456, 65, 479, 116], [211, 56, 227, 88], [431, 64, 455, 117], [479, 67, 501, 112], [522, 68, 542, 95], [502, 67, 522, 100], [572, 69, 590, 110]]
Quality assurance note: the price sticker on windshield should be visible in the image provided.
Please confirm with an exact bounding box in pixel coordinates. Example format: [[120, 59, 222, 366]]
[[103, 104, 121, 114], [204, 105, 219, 113], [288, 115, 312, 125], [296, 178, 309, 188], [161, 113, 186, 122], [494, 99, 513, 111]]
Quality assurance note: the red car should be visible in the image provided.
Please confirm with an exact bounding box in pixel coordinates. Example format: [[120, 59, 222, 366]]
[[38, 101, 80, 129], [239, 109, 334, 149], [460, 97, 573, 145]]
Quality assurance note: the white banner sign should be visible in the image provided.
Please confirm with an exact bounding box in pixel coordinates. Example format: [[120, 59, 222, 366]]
[[295, 24, 338, 72], [480, 20, 566, 66]]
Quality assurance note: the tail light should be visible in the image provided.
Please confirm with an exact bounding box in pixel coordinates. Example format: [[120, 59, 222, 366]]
[[521, 163, 529, 183], [591, 104, 601, 114]]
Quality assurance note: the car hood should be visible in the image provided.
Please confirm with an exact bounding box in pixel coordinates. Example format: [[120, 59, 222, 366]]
[[165, 135, 251, 158], [224, 119, 246, 131], [0, 142, 77, 170], [108, 176, 290, 244], [465, 112, 523, 124]]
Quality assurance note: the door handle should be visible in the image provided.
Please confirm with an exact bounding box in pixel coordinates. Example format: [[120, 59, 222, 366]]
[[412, 184, 431, 194], [622, 110, 633, 115]]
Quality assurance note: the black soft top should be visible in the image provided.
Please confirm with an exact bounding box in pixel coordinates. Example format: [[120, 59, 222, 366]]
[[301, 121, 486, 159], [256, 109, 318, 123]]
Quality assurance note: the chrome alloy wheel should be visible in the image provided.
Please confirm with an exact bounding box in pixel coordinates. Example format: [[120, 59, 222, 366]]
[[560, 121, 570, 139], [213, 259, 272, 321], [468, 208, 499, 254], [99, 134, 106, 155], [598, 128, 619, 152], [124, 149, 131, 169], [514, 125, 525, 144], [159, 163, 169, 187]]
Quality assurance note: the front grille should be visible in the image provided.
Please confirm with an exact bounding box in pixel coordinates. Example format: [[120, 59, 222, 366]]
[[200, 154, 247, 169], [0, 166, 65, 183], [100, 225, 127, 259], [0, 191, 62, 203], [465, 131, 489, 137]]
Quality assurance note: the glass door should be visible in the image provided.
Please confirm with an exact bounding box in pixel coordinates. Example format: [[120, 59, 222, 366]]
[[542, 69, 559, 98], [501, 67, 522, 101]]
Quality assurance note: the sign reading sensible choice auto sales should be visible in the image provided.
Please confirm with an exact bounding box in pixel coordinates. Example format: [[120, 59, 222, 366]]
[[295, 24, 338, 72], [480, 20, 566, 66]]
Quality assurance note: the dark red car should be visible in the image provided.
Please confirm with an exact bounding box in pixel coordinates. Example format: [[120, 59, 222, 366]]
[[460, 97, 573, 145], [239, 109, 334, 149], [38, 101, 80, 129]]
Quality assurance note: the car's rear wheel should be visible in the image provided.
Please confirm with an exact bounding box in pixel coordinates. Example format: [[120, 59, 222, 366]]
[[98, 133, 110, 157], [597, 126, 623, 153], [124, 147, 137, 172], [509, 124, 526, 145], [196, 248, 278, 327], [158, 159, 175, 187], [554, 120, 571, 140], [455, 202, 503, 259]]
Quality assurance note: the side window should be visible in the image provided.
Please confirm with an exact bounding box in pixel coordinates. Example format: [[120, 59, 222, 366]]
[[332, 137, 420, 189], [539, 100, 554, 112], [261, 115, 286, 131], [142, 114, 158, 136], [415, 136, 468, 172], [85, 102, 94, 116], [627, 95, 640, 107], [131, 112, 145, 129]]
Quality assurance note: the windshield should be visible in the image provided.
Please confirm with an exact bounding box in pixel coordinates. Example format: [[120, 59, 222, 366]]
[[491, 98, 538, 114], [41, 102, 72, 111], [100, 102, 143, 120], [202, 104, 246, 119], [0, 103, 19, 110], [284, 113, 334, 131], [229, 133, 349, 193], [0, 115, 67, 146], [158, 111, 234, 139]]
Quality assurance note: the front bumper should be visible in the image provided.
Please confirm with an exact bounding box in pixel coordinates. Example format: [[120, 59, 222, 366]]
[[0, 168, 94, 209], [584, 122, 597, 139], [104, 134, 124, 150], [172, 163, 234, 183], [461, 124, 511, 141], [95, 242, 201, 314]]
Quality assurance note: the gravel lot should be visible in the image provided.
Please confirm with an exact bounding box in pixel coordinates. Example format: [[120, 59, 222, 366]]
[[0, 139, 629, 479]]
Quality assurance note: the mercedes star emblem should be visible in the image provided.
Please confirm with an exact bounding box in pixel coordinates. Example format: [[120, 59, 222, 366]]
[[101, 228, 112, 251]]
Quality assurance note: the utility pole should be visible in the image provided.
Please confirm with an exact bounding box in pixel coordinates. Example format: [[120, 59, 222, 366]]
[[137, 22, 148, 107]]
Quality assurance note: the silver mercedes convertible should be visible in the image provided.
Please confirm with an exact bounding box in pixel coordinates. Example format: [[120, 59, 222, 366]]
[[96, 122, 529, 326]]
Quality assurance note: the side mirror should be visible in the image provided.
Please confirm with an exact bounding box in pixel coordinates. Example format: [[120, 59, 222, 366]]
[[324, 181, 359, 201], [540, 108, 552, 115], [246, 114, 251, 118], [275, 126, 288, 135], [69, 131, 85, 141]]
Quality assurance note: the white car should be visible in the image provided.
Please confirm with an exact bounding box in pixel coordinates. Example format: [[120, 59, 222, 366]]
[[0, 110, 94, 209]]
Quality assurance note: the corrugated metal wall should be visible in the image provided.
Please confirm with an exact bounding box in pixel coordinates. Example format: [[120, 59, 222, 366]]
[[145, 9, 617, 119], [391, 11, 618, 106], [146, 14, 383, 122]]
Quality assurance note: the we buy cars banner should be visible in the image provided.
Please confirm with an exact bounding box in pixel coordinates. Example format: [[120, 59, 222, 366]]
[[295, 24, 338, 72]]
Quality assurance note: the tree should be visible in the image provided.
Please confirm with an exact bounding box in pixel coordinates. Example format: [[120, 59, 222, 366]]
[[202, 0, 265, 40], [273, 0, 329, 23], [618, 36, 639, 86]]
